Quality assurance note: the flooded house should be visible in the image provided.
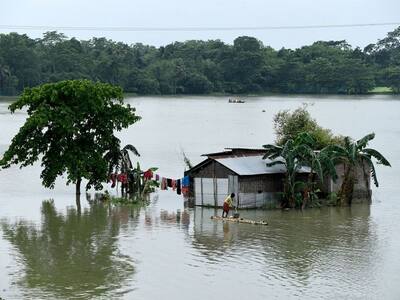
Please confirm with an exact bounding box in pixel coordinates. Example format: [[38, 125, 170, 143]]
[[184, 148, 310, 209], [184, 148, 371, 209]]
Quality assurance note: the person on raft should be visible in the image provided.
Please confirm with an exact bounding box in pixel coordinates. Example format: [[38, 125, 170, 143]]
[[222, 193, 235, 218]]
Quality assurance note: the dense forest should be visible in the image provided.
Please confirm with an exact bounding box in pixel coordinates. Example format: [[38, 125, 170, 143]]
[[0, 27, 399, 96]]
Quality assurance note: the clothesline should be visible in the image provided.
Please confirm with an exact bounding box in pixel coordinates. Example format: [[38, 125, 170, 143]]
[[110, 168, 190, 196]]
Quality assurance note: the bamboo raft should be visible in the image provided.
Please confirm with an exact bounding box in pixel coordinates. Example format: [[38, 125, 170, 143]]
[[211, 216, 268, 225]]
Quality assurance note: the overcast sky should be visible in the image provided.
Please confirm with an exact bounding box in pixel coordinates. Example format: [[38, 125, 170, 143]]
[[1, 0, 399, 49]]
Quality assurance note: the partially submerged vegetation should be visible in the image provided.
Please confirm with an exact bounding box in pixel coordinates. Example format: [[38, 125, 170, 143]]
[[0, 80, 140, 201], [265, 106, 391, 209]]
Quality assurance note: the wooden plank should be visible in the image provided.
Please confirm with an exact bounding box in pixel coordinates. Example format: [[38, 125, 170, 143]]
[[210, 216, 268, 226]]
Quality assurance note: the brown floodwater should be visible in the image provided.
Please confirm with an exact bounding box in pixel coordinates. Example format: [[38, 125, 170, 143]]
[[0, 95, 399, 299]]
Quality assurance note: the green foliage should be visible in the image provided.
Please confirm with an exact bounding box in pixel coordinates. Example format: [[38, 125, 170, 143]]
[[1, 27, 400, 95], [385, 66, 400, 93], [326, 192, 338, 206], [324, 132, 391, 206], [273, 105, 344, 149], [0, 79, 140, 192], [263, 132, 325, 208]]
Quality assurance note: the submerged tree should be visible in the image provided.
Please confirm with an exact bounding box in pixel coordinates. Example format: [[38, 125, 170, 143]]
[[273, 105, 344, 149], [263, 132, 325, 208], [325, 133, 391, 206], [105, 144, 140, 196], [0, 79, 140, 195]]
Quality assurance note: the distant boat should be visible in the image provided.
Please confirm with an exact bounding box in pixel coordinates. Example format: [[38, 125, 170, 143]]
[[228, 98, 245, 103]]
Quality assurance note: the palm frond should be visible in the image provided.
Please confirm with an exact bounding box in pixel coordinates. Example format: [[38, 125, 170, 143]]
[[281, 140, 293, 158], [262, 144, 282, 159], [293, 181, 306, 190], [266, 160, 285, 168], [363, 148, 391, 166], [356, 132, 375, 149], [361, 155, 379, 187], [312, 158, 323, 183], [318, 151, 338, 180], [295, 132, 315, 146], [123, 144, 140, 157]]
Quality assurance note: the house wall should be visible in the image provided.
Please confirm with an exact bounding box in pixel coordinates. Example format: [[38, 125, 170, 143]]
[[239, 174, 284, 193], [323, 161, 371, 200], [237, 174, 283, 209], [189, 160, 236, 178]]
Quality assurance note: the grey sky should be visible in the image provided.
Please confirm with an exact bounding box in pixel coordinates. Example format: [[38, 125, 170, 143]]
[[1, 0, 399, 49]]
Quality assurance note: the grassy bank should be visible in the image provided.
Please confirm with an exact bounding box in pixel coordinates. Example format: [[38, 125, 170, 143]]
[[368, 86, 393, 94]]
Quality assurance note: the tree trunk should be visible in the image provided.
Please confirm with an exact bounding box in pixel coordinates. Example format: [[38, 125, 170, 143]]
[[361, 160, 372, 201], [75, 177, 82, 212], [339, 166, 355, 206], [302, 172, 314, 209], [76, 177, 81, 195], [75, 193, 81, 214]]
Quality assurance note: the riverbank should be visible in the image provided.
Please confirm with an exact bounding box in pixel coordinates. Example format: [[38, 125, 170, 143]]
[[1, 87, 396, 102]]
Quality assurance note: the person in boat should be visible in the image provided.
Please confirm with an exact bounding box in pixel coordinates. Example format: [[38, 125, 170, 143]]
[[222, 193, 235, 218]]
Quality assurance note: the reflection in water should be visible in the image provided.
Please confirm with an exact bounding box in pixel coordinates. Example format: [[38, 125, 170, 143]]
[[191, 205, 379, 297], [1, 200, 137, 299]]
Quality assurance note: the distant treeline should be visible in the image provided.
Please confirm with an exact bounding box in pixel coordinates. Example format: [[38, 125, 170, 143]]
[[0, 27, 400, 96]]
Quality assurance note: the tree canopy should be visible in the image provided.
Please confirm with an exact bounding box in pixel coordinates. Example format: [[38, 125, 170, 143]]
[[0, 79, 140, 193], [273, 105, 344, 149], [1, 27, 400, 96]]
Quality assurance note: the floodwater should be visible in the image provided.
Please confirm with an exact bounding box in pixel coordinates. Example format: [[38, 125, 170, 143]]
[[0, 95, 399, 299]]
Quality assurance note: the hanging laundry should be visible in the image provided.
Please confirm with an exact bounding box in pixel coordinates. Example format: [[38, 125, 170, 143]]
[[161, 177, 168, 190], [176, 179, 181, 195], [172, 179, 177, 191], [117, 173, 128, 184], [182, 176, 190, 187], [144, 169, 153, 180], [109, 173, 117, 188], [182, 186, 190, 197], [167, 178, 172, 188]]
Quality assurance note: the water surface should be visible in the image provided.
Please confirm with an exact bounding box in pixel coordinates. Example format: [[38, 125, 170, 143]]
[[0, 95, 399, 299]]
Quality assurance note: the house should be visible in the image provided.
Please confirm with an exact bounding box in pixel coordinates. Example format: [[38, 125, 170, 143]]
[[184, 148, 311, 209], [184, 148, 371, 209]]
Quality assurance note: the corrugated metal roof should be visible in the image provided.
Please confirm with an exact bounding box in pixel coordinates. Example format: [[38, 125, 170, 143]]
[[214, 155, 311, 176]]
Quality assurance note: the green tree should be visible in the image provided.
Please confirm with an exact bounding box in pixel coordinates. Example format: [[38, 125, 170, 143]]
[[386, 66, 400, 93], [273, 105, 344, 149], [0, 80, 140, 195], [0, 62, 18, 95], [263, 132, 324, 208], [325, 133, 391, 206]]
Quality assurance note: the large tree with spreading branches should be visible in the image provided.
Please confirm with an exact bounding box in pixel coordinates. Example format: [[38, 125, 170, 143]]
[[0, 79, 140, 195]]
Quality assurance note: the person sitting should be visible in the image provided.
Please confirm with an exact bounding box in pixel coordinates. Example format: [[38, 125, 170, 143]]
[[222, 193, 235, 218]]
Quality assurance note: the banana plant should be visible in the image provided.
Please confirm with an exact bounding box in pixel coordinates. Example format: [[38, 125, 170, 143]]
[[324, 133, 391, 206], [263, 132, 324, 208], [104, 144, 140, 196]]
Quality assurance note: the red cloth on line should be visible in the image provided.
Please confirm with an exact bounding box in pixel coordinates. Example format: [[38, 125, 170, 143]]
[[144, 169, 153, 180], [109, 173, 117, 188], [117, 173, 128, 184]]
